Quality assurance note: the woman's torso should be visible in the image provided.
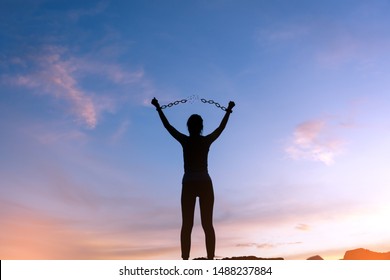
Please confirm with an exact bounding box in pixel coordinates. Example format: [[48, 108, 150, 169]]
[[181, 135, 211, 174]]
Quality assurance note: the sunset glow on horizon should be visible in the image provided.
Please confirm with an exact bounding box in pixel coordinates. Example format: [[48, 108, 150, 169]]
[[1, 0, 390, 260]]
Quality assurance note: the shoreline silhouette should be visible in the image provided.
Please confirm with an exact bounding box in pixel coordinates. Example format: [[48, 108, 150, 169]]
[[192, 248, 390, 260]]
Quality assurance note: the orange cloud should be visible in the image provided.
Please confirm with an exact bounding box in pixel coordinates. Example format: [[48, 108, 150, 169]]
[[0, 200, 179, 260], [295, 223, 310, 231]]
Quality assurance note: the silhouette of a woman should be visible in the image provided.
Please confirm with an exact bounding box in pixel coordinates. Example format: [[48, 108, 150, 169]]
[[152, 97, 235, 260]]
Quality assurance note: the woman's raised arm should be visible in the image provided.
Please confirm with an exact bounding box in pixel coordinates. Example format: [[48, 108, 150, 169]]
[[207, 101, 235, 143], [152, 97, 185, 142]]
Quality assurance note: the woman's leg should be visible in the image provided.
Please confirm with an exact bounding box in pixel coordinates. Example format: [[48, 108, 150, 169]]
[[181, 183, 196, 260], [199, 180, 215, 260]]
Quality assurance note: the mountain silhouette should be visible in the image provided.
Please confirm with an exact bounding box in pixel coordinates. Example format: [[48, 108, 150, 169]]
[[343, 248, 390, 260], [193, 256, 283, 260], [307, 255, 324, 260], [221, 256, 284, 260], [192, 248, 390, 260]]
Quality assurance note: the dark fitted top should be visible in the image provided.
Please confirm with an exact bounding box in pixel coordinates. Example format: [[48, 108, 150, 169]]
[[179, 135, 212, 173], [156, 107, 231, 176]]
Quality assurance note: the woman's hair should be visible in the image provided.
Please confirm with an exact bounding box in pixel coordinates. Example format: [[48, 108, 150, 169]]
[[187, 114, 203, 136]]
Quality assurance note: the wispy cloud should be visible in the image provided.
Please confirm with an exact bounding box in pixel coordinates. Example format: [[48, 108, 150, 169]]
[[0, 199, 179, 259], [236, 242, 302, 250], [36, 129, 88, 145], [256, 10, 390, 70], [257, 23, 310, 44], [110, 119, 130, 144], [1, 45, 145, 128], [295, 223, 310, 231], [0, 156, 180, 259], [3, 47, 98, 128], [285, 119, 344, 165], [68, 0, 109, 21]]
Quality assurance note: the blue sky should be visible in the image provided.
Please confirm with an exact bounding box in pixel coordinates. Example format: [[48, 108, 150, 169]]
[[1, 0, 390, 259]]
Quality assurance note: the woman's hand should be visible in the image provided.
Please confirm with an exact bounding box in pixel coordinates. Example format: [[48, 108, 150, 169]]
[[151, 97, 160, 109], [227, 101, 235, 111]]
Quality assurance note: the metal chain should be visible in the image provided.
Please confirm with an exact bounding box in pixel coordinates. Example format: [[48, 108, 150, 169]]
[[160, 95, 227, 111], [160, 99, 188, 109], [200, 98, 227, 111]]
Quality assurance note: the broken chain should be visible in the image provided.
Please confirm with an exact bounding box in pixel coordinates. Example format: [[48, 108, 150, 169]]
[[160, 95, 227, 111], [200, 98, 227, 111]]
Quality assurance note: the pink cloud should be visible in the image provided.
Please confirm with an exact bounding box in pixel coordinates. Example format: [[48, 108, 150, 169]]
[[236, 242, 302, 250], [285, 119, 344, 165], [4, 51, 98, 128], [293, 120, 326, 146], [2, 46, 146, 128]]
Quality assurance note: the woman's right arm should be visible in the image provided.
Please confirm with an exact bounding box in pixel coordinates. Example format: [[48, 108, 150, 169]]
[[207, 101, 235, 143], [152, 97, 185, 142]]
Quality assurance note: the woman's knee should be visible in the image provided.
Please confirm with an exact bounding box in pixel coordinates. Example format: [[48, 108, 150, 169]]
[[182, 220, 194, 232], [201, 220, 214, 233]]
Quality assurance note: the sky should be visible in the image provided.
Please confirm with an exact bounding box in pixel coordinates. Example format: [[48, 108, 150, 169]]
[[1, 0, 390, 260]]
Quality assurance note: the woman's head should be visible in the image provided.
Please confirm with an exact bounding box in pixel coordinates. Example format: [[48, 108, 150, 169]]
[[187, 114, 203, 136]]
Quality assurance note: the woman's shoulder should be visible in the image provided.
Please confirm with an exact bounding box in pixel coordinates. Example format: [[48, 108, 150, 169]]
[[185, 135, 207, 143]]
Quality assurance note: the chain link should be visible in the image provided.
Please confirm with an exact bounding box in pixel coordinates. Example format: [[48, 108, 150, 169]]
[[201, 98, 227, 111], [160, 99, 188, 109], [160, 95, 227, 111]]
